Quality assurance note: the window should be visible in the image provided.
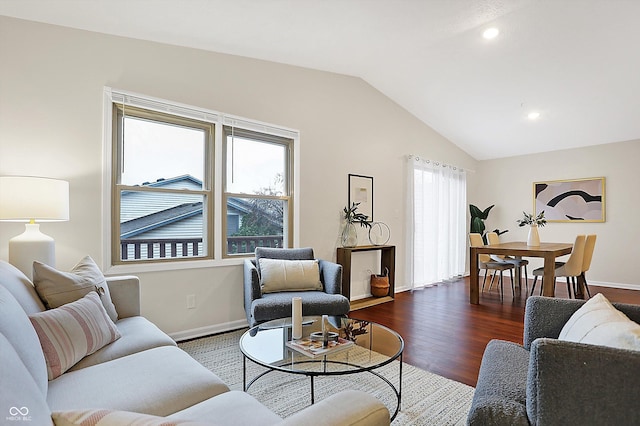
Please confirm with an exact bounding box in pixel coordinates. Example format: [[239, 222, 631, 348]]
[[111, 104, 214, 264], [104, 88, 298, 268], [223, 126, 293, 256]]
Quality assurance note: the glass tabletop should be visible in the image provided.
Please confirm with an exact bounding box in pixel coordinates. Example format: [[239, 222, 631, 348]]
[[239, 316, 404, 375]]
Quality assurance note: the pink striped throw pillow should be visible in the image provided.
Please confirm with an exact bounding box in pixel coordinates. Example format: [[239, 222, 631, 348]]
[[29, 291, 121, 379]]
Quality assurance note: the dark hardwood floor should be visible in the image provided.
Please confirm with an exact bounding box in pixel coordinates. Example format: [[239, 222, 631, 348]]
[[348, 277, 640, 387]]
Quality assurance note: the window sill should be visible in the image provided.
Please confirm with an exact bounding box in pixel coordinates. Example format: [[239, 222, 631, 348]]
[[104, 257, 245, 275]]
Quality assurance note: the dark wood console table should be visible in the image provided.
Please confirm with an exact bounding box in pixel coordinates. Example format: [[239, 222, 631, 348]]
[[336, 245, 395, 311]]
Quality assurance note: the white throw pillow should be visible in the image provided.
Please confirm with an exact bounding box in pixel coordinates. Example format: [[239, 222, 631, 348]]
[[259, 258, 323, 293], [559, 293, 640, 351], [33, 255, 119, 322]]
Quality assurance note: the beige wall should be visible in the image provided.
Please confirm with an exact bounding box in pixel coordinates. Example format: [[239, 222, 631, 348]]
[[472, 139, 640, 289], [2, 17, 636, 339], [0, 17, 476, 338]]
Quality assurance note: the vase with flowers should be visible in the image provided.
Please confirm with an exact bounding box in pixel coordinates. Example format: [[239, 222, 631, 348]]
[[517, 211, 547, 246], [341, 202, 372, 247]]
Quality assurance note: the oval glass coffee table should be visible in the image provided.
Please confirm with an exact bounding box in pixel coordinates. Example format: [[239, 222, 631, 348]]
[[239, 316, 404, 420]]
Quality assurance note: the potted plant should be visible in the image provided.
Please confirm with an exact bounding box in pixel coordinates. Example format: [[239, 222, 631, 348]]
[[469, 204, 508, 244], [517, 211, 546, 246], [341, 202, 371, 247]]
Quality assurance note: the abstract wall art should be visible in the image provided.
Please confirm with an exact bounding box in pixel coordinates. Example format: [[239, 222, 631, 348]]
[[533, 177, 605, 222]]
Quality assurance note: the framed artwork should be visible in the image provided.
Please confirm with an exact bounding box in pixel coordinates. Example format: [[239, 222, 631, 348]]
[[348, 174, 373, 222], [533, 177, 605, 222]]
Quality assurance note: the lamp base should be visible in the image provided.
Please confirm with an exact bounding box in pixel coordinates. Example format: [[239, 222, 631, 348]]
[[8, 223, 55, 281]]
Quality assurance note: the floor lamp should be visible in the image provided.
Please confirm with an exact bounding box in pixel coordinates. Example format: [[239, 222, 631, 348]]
[[0, 176, 69, 280]]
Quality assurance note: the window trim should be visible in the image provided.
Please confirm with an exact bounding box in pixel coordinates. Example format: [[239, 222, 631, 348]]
[[222, 126, 294, 258], [102, 87, 300, 274], [111, 104, 215, 266]]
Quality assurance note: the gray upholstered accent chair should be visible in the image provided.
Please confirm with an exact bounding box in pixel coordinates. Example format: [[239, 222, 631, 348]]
[[243, 247, 350, 327], [468, 296, 640, 425]]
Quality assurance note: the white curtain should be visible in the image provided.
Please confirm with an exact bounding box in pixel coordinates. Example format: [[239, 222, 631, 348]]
[[406, 155, 467, 289]]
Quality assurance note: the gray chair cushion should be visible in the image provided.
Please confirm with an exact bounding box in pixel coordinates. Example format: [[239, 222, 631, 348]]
[[251, 291, 350, 324], [468, 340, 530, 426]]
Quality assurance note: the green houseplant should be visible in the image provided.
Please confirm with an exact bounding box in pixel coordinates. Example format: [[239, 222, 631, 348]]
[[469, 204, 508, 244]]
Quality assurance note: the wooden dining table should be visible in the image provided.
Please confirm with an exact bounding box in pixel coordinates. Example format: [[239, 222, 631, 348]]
[[469, 241, 573, 304]]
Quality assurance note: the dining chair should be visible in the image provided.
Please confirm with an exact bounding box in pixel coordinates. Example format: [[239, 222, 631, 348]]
[[469, 233, 515, 300], [530, 234, 586, 298], [487, 232, 529, 294], [577, 234, 597, 298]]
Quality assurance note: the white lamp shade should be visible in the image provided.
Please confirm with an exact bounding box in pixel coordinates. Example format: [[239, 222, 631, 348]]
[[0, 176, 69, 222]]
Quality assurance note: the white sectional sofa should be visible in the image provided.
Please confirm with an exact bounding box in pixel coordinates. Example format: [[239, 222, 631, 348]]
[[0, 260, 390, 425]]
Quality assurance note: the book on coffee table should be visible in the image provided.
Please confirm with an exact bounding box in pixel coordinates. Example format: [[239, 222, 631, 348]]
[[286, 336, 354, 358]]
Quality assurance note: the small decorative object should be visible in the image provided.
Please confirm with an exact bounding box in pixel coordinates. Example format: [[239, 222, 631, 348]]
[[517, 211, 547, 247], [321, 314, 329, 347], [341, 202, 371, 247], [469, 204, 508, 244], [370, 267, 390, 297], [291, 297, 302, 339], [310, 331, 338, 341], [368, 222, 390, 246], [341, 319, 370, 342]]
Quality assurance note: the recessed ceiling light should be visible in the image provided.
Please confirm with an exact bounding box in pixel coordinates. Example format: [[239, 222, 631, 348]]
[[528, 112, 541, 120], [483, 28, 500, 40]]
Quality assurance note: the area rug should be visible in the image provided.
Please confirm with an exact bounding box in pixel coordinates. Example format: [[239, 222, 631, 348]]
[[178, 329, 474, 425]]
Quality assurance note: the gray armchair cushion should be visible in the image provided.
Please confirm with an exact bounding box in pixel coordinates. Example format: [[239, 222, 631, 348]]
[[468, 340, 530, 426], [251, 291, 350, 325]]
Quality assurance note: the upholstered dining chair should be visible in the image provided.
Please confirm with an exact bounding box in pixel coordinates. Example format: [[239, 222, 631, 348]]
[[469, 233, 515, 300], [578, 234, 597, 298], [530, 234, 586, 298], [487, 232, 530, 294], [243, 247, 350, 327]]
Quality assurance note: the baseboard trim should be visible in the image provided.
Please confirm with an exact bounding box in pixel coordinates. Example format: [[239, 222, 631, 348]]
[[170, 319, 248, 342], [463, 272, 639, 292]]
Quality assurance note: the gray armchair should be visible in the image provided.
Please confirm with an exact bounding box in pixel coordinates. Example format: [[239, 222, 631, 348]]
[[243, 247, 350, 327], [468, 296, 640, 425]]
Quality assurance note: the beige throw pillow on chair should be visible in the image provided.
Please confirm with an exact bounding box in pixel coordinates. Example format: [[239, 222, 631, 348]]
[[259, 258, 323, 293]]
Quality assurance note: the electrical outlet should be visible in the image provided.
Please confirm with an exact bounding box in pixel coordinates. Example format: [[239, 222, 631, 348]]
[[187, 294, 196, 309]]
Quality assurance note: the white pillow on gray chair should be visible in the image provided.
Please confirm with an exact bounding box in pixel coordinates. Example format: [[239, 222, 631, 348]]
[[559, 292, 640, 351], [258, 258, 323, 293]]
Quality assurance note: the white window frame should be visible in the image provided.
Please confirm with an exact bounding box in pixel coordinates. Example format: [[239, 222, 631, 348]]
[[102, 87, 300, 274]]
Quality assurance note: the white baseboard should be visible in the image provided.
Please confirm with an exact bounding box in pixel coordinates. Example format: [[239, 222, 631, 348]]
[[463, 272, 640, 292], [582, 280, 640, 291], [170, 318, 248, 342]]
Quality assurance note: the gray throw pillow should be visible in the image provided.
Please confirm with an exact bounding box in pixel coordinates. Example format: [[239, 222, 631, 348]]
[[33, 256, 119, 321]]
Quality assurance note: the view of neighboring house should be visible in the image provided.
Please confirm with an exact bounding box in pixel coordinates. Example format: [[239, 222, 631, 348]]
[[120, 175, 281, 260]]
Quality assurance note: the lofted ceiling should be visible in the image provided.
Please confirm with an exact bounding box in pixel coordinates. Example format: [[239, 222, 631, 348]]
[[1, 0, 640, 160]]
